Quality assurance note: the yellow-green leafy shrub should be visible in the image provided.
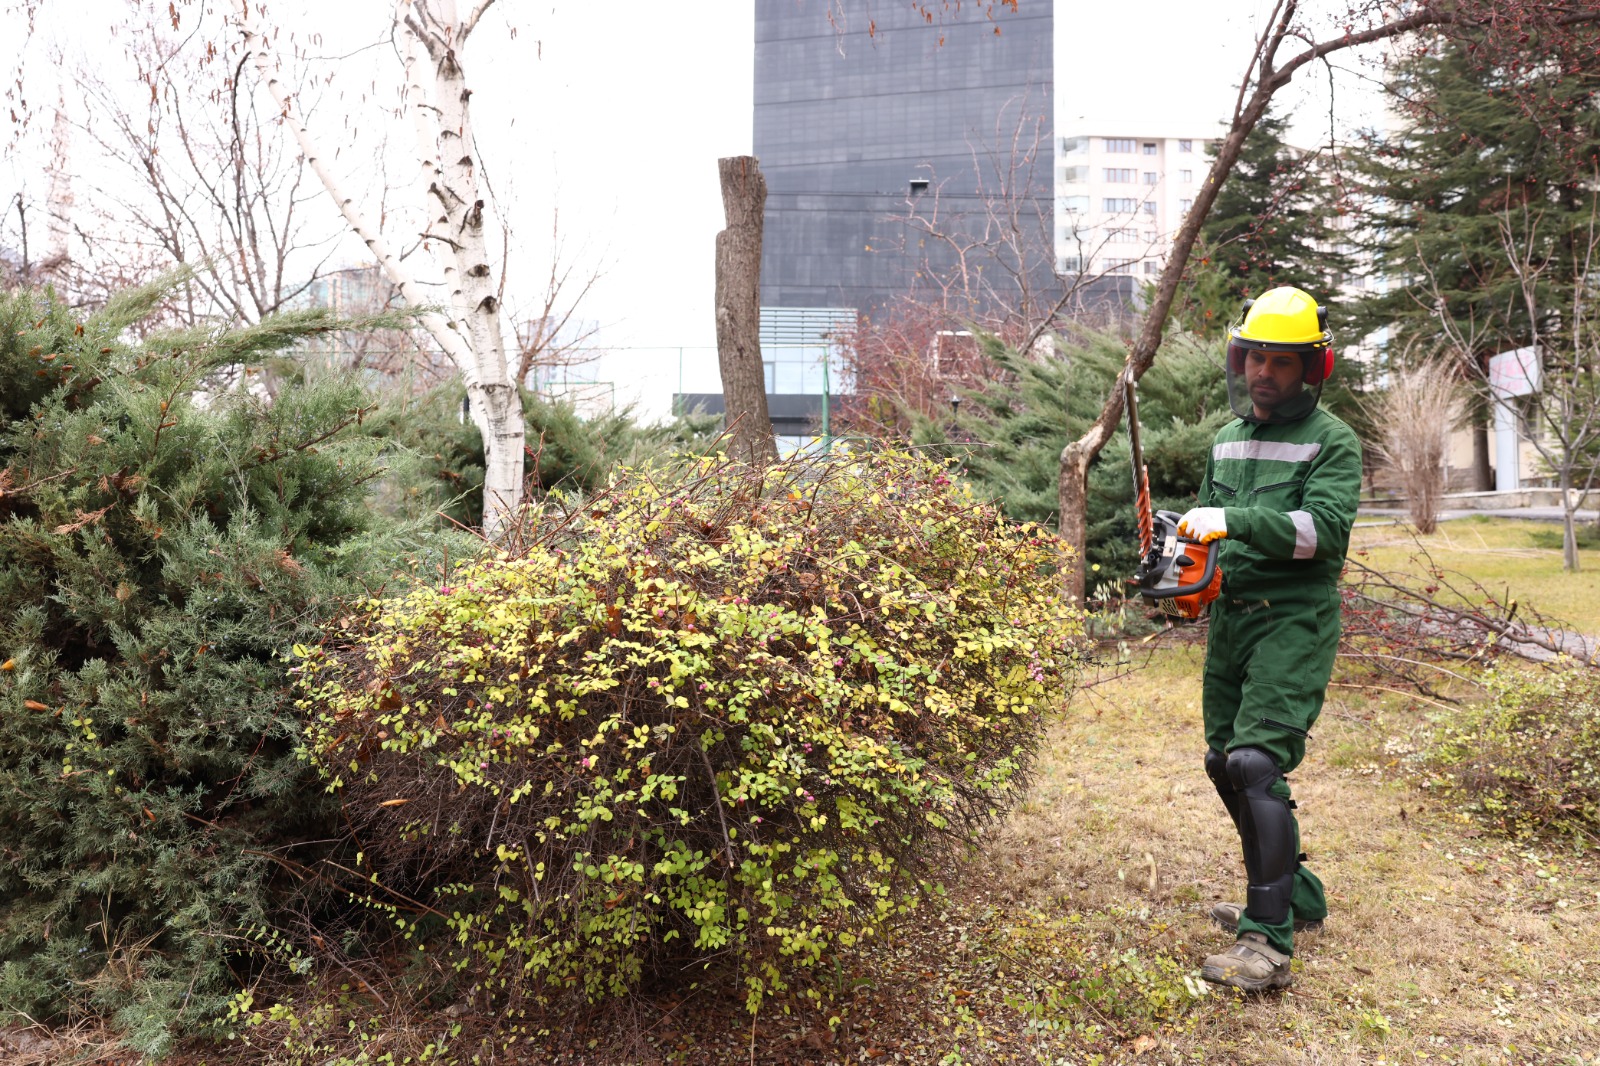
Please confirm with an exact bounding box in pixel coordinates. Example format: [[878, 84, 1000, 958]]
[[293, 450, 1082, 1010], [1418, 665, 1600, 843]]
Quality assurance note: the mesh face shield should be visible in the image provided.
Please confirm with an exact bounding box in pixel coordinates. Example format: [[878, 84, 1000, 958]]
[[1225, 341, 1330, 424]]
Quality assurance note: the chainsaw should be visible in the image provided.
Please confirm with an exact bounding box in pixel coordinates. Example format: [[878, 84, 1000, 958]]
[[1124, 376, 1222, 619]]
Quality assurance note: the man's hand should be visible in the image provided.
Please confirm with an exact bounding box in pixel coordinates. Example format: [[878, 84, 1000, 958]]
[[1178, 507, 1228, 543]]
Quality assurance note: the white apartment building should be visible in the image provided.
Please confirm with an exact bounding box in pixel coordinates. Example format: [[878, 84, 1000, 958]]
[[1054, 131, 1221, 279]]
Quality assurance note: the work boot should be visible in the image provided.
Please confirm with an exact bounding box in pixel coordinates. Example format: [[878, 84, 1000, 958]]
[[1200, 931, 1293, 992], [1210, 901, 1323, 935]]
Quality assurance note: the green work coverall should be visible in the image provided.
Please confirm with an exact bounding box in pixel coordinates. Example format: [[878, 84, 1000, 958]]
[[1198, 405, 1363, 955]]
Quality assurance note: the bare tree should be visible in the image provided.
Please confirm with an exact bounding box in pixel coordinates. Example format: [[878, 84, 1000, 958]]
[[1053, 0, 1600, 601], [511, 207, 605, 386], [844, 92, 1137, 447], [1, 12, 355, 363], [1, 100, 71, 291], [890, 90, 1135, 349], [1416, 192, 1600, 570]]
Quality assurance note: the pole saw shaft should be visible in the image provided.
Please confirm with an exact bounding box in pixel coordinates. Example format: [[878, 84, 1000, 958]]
[[1125, 376, 1154, 559]]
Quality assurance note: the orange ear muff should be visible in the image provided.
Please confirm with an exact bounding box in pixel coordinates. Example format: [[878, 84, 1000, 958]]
[[1303, 347, 1334, 385]]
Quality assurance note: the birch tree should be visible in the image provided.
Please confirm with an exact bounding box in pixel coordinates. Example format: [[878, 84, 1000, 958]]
[[238, 0, 526, 536]]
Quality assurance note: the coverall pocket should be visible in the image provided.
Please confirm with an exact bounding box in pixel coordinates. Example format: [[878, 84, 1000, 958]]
[[1235, 679, 1317, 771], [1248, 478, 1304, 512], [1247, 683, 1315, 739]]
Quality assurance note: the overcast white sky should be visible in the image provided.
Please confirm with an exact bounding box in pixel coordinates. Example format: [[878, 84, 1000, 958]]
[[4, 0, 1391, 406]]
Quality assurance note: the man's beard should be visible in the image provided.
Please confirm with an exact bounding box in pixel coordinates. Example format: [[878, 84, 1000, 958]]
[[1251, 382, 1300, 406]]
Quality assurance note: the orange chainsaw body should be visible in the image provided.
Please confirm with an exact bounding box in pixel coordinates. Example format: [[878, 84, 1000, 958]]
[[1125, 378, 1222, 619], [1136, 508, 1223, 619]]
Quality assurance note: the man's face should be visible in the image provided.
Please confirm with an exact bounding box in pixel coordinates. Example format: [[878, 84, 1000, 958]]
[[1244, 348, 1304, 415]]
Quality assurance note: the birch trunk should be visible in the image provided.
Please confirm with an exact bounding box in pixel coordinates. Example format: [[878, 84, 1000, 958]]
[[400, 0, 524, 533], [714, 156, 778, 465], [238, 0, 524, 536]]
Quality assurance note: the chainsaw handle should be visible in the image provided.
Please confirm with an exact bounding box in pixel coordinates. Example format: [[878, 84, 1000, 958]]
[[1139, 537, 1219, 601]]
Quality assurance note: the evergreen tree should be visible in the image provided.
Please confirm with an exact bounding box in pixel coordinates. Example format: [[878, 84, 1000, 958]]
[[1351, 33, 1600, 487], [1176, 110, 1351, 339], [0, 280, 450, 1054], [909, 330, 1231, 586]]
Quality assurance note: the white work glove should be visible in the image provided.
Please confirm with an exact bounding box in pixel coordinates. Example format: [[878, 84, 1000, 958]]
[[1177, 507, 1228, 543]]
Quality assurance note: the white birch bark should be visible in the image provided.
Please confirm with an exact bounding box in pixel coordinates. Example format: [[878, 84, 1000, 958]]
[[237, 0, 524, 536]]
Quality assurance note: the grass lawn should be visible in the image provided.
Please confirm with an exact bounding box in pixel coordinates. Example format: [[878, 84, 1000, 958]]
[[1349, 516, 1600, 633]]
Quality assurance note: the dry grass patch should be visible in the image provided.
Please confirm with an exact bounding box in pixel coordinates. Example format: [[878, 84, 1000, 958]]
[[968, 646, 1600, 1066]]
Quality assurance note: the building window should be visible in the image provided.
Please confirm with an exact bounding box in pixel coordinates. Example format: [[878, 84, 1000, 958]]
[[1142, 202, 1158, 216], [1145, 261, 1160, 276], [1060, 255, 1085, 273], [1143, 171, 1157, 185], [1143, 142, 1157, 155], [1103, 168, 1136, 183], [1104, 138, 1136, 153], [1059, 195, 1089, 214], [1179, 169, 1193, 183], [1061, 136, 1088, 154], [1107, 226, 1140, 242], [909, 178, 929, 196], [1061, 165, 1088, 184], [1103, 197, 1139, 213], [1106, 258, 1136, 275], [1178, 139, 1193, 152], [1179, 198, 1194, 212]]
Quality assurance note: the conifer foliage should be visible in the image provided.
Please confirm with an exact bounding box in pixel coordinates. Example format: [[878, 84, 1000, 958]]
[[1178, 111, 1350, 339], [1352, 32, 1600, 360], [0, 281, 419, 1055], [906, 331, 1230, 589]]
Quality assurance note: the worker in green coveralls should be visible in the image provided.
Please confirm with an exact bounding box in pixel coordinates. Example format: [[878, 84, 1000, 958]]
[[1176, 286, 1363, 991]]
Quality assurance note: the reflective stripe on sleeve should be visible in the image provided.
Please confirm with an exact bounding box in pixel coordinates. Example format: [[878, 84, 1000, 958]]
[[1212, 440, 1323, 463], [1288, 510, 1318, 559]]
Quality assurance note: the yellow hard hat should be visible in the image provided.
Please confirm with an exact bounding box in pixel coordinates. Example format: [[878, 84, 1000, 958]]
[[1233, 286, 1329, 346], [1227, 285, 1333, 386]]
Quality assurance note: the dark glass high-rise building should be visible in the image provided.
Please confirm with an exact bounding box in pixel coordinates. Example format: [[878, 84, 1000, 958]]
[[754, 1, 1057, 318]]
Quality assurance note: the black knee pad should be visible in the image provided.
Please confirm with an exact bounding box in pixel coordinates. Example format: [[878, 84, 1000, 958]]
[[1204, 748, 1244, 831], [1224, 747, 1296, 926]]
